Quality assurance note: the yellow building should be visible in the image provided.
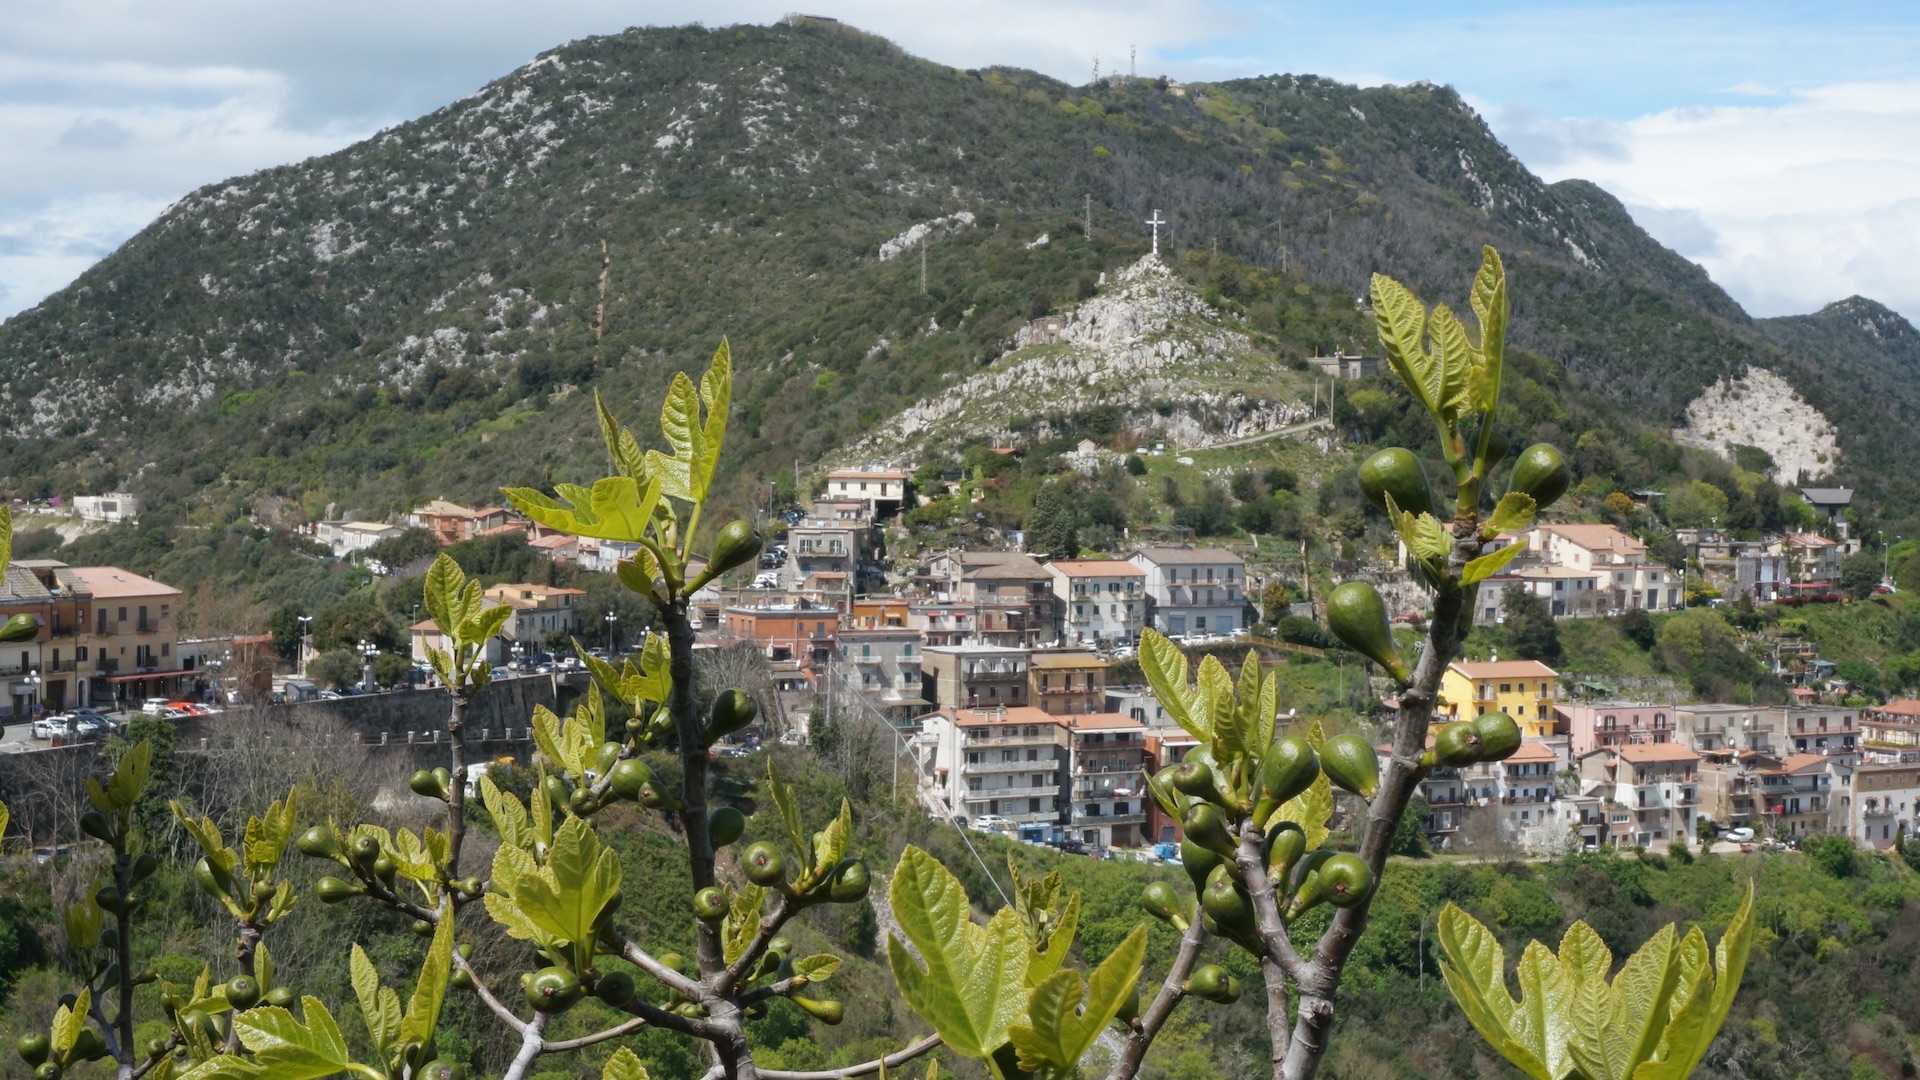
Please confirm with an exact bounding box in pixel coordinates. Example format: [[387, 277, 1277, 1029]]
[[1439, 659, 1560, 738]]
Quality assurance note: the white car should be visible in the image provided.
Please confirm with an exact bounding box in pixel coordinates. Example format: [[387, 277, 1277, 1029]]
[[1724, 827, 1755, 844], [967, 815, 1012, 833], [140, 698, 171, 717], [31, 716, 70, 739]]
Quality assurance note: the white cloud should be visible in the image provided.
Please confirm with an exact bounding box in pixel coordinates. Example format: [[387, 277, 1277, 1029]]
[[1496, 78, 1920, 319]]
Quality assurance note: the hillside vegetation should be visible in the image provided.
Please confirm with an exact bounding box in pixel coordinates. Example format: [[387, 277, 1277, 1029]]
[[7, 20, 1920, 531]]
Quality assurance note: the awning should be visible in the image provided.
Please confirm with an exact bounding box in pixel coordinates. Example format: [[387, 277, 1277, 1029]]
[[107, 672, 185, 683]]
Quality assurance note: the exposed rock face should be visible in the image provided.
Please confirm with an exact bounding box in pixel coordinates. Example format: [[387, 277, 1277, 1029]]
[[844, 254, 1311, 462], [1673, 368, 1839, 483]]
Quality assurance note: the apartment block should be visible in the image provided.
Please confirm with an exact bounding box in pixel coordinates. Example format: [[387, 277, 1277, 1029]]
[[1029, 650, 1105, 716], [914, 706, 1067, 832], [920, 643, 1030, 710]]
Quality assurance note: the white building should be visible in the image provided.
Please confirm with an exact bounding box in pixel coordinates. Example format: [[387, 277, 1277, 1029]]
[[1065, 713, 1150, 848], [824, 468, 911, 519], [1847, 761, 1920, 849], [913, 706, 1066, 835], [315, 520, 404, 557], [1525, 524, 1679, 613], [74, 493, 141, 523], [1127, 547, 1247, 637], [1046, 559, 1145, 644]]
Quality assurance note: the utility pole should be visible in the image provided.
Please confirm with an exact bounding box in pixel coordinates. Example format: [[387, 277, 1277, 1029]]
[[1130, 45, 1136, 79], [1083, 194, 1091, 241], [919, 245, 927, 295]]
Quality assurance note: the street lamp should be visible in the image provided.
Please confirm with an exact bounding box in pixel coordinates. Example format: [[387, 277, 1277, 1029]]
[[359, 639, 379, 692], [606, 613, 618, 655], [297, 615, 314, 677], [25, 669, 41, 720]]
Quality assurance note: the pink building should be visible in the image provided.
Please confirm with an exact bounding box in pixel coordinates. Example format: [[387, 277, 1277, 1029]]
[[1558, 701, 1675, 758]]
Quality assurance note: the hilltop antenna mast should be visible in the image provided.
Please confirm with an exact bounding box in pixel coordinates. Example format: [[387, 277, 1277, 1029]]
[[1084, 194, 1092, 241], [1092, 56, 1099, 84], [1130, 46, 1136, 79]]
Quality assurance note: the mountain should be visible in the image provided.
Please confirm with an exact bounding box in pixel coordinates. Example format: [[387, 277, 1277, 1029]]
[[3, 18, 1918, 522]]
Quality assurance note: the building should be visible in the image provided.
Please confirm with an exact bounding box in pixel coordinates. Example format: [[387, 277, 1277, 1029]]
[[835, 628, 927, 721], [1475, 566, 1601, 621], [783, 514, 873, 610], [0, 562, 94, 714], [1848, 761, 1920, 848], [70, 566, 186, 708], [928, 553, 1055, 647], [314, 520, 404, 557], [1491, 740, 1563, 839], [908, 603, 975, 648], [408, 501, 513, 546], [1439, 659, 1560, 736], [1109, 686, 1177, 729], [1559, 701, 1675, 758], [528, 532, 581, 564], [1066, 713, 1150, 848], [1774, 533, 1843, 590], [1779, 706, 1859, 761], [1579, 743, 1701, 847], [482, 583, 587, 645], [1029, 650, 1106, 716], [720, 605, 838, 669], [920, 643, 1030, 710], [1755, 752, 1840, 838], [1143, 729, 1200, 844], [1306, 349, 1380, 379], [1127, 547, 1248, 637], [1798, 487, 1854, 539], [1863, 699, 1920, 759], [1524, 524, 1679, 613], [848, 598, 911, 630], [1046, 560, 1145, 644], [411, 617, 509, 669], [73, 493, 140, 524], [824, 468, 911, 520], [1673, 705, 1780, 755], [914, 706, 1067, 835]]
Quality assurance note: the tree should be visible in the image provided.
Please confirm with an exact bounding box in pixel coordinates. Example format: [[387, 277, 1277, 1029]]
[[307, 647, 362, 689], [1501, 585, 1562, 663], [372, 651, 414, 687], [0, 265, 1751, 1080], [1841, 551, 1883, 600], [312, 598, 400, 653], [1666, 480, 1729, 529], [1027, 482, 1079, 555], [1391, 794, 1431, 856], [1259, 579, 1292, 624]]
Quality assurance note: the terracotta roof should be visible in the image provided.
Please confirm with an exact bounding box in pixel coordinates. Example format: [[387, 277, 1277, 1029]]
[[1047, 559, 1145, 577], [1777, 752, 1832, 773], [827, 468, 911, 481], [1030, 650, 1104, 669], [1536, 523, 1645, 553], [412, 499, 471, 517], [528, 533, 576, 549], [1616, 743, 1700, 764], [67, 566, 181, 599], [1130, 546, 1245, 565], [1506, 740, 1560, 764], [1875, 700, 1920, 718], [946, 706, 1061, 728], [1064, 712, 1145, 731], [1450, 660, 1559, 679]]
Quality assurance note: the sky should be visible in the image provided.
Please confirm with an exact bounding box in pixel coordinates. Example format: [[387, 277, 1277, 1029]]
[[4, 1, 1920, 322]]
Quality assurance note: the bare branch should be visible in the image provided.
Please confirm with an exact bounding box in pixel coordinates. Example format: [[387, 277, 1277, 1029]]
[[542, 1017, 650, 1053], [755, 1036, 944, 1080], [500, 1013, 549, 1080], [1106, 918, 1206, 1080], [453, 951, 530, 1035], [620, 937, 703, 1000]]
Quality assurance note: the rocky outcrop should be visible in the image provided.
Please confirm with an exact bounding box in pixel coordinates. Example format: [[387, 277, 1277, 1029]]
[[1673, 368, 1839, 483]]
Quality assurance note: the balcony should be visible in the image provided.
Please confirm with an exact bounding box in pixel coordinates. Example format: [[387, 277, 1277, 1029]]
[[1072, 808, 1146, 826], [1073, 759, 1145, 776], [964, 757, 1052, 774]]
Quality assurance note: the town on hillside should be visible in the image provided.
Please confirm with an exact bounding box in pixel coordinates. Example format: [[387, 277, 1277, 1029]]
[[3, 465, 1907, 863]]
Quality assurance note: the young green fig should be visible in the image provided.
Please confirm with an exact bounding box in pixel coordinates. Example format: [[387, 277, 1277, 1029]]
[[295, 826, 339, 859], [1320, 854, 1374, 908], [1473, 712, 1524, 762], [829, 860, 871, 903], [17, 1034, 49, 1066], [1432, 722, 1484, 767], [1326, 581, 1410, 683], [130, 852, 160, 882], [1182, 802, 1236, 860], [1264, 822, 1308, 884], [348, 834, 381, 871], [692, 886, 730, 922], [1139, 881, 1189, 930], [1170, 760, 1225, 804], [0, 614, 39, 643], [1186, 965, 1241, 1004], [224, 976, 260, 1011], [591, 742, 622, 778], [1358, 448, 1436, 519], [1200, 864, 1258, 947], [705, 521, 765, 580], [1251, 736, 1319, 827], [742, 842, 786, 887], [32, 1061, 57, 1080], [1509, 444, 1571, 511], [68, 1031, 107, 1063], [707, 689, 758, 742], [408, 770, 441, 798], [193, 857, 234, 900], [708, 806, 748, 848], [523, 967, 584, 1014], [265, 987, 295, 1008], [1319, 734, 1381, 800], [418, 1061, 465, 1080], [595, 971, 636, 1006], [608, 759, 658, 802], [79, 811, 114, 843], [316, 877, 364, 904], [794, 997, 843, 1025], [1180, 838, 1222, 896]]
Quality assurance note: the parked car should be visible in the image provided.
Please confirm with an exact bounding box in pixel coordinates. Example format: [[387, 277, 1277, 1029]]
[[1051, 839, 1092, 856], [73, 715, 114, 737], [140, 698, 171, 717], [1724, 827, 1755, 843], [31, 716, 69, 739], [967, 815, 1012, 833]]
